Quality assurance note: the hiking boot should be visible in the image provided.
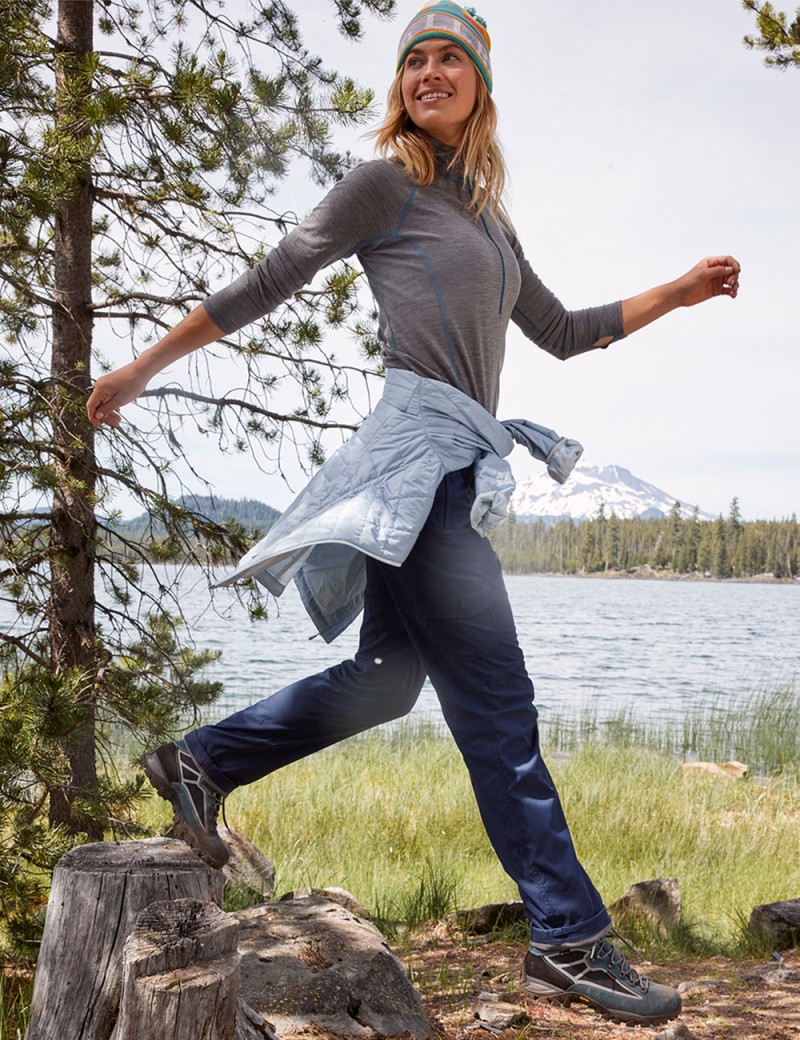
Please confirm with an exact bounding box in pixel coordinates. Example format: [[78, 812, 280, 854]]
[[521, 936, 682, 1026], [142, 739, 230, 869]]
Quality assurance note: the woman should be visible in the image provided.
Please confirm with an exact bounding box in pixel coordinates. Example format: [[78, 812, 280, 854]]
[[87, 1, 739, 1027]]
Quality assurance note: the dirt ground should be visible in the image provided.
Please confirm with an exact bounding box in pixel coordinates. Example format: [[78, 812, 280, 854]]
[[398, 932, 800, 1040]]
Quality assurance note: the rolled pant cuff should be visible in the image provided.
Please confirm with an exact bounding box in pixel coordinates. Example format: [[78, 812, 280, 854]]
[[183, 732, 238, 796], [528, 907, 612, 949]]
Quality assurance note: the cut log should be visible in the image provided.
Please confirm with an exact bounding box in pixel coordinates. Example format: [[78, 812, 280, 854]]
[[25, 838, 223, 1040], [235, 1000, 279, 1040], [681, 760, 749, 779], [110, 899, 240, 1040]]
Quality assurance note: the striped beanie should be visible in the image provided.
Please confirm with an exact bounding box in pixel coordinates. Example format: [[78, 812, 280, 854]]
[[396, 1, 493, 94]]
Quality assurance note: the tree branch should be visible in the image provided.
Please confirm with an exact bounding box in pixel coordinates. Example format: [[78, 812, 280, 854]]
[[139, 386, 359, 430], [0, 632, 50, 670]]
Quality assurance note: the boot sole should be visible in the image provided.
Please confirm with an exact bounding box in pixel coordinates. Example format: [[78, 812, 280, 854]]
[[522, 983, 679, 1027], [141, 752, 229, 870]]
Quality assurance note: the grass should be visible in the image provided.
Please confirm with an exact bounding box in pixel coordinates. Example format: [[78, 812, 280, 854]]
[[372, 854, 461, 939], [7, 685, 799, 1027], [553, 741, 800, 956], [539, 680, 800, 774], [0, 973, 31, 1040], [137, 684, 800, 958]]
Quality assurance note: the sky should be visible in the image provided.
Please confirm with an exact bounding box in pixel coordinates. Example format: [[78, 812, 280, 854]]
[[125, 0, 800, 521]]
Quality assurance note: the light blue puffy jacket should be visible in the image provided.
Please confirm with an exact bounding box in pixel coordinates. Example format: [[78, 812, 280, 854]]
[[214, 369, 581, 642]]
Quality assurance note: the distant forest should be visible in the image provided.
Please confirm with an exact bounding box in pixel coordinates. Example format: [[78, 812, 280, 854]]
[[490, 499, 800, 580], [113, 496, 799, 580], [112, 496, 280, 550]]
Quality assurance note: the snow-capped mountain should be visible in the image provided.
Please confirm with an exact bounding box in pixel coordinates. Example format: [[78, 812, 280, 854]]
[[511, 464, 715, 523]]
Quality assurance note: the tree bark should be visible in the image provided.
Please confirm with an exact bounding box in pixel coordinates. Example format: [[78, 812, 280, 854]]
[[25, 839, 224, 1040], [49, 0, 100, 834]]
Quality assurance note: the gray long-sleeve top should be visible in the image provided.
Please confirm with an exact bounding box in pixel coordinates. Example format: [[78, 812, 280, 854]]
[[204, 143, 624, 416]]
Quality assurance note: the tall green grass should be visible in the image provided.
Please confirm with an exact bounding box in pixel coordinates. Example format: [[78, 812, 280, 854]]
[[138, 684, 800, 956], [0, 973, 30, 1040], [8, 686, 798, 1027], [541, 680, 800, 775]]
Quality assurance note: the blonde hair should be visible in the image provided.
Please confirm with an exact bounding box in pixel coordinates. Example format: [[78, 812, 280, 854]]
[[371, 69, 506, 220]]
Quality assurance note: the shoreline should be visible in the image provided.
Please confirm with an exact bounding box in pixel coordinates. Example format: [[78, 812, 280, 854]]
[[501, 567, 799, 586]]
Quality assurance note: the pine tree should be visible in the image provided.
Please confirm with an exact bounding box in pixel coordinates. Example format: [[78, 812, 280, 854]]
[[727, 497, 744, 575], [743, 0, 800, 70], [604, 512, 622, 572], [711, 515, 731, 578], [0, 0, 391, 950]]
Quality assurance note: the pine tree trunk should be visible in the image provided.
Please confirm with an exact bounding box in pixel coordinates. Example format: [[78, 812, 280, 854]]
[[48, 0, 99, 835]]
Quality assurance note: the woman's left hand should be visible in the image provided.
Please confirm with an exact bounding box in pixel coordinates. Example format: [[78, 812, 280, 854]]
[[618, 255, 741, 339], [673, 255, 740, 307]]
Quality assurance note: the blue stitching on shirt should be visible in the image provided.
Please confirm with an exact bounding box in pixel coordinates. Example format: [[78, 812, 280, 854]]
[[479, 214, 506, 315], [513, 305, 565, 352], [357, 230, 466, 391], [395, 186, 417, 232], [349, 185, 464, 390], [406, 238, 465, 394], [348, 186, 418, 256], [360, 256, 400, 359]]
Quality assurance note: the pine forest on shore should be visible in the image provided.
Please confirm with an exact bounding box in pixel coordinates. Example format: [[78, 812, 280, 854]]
[[113, 496, 800, 580]]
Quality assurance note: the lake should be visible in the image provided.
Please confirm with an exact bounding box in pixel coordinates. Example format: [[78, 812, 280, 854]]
[[138, 568, 799, 727], [3, 567, 797, 727]]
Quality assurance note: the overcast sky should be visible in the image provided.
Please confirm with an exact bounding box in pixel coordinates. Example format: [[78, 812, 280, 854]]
[[133, 0, 799, 521]]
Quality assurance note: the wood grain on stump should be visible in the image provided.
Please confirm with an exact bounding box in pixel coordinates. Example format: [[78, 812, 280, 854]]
[[25, 838, 223, 1040], [110, 899, 240, 1040]]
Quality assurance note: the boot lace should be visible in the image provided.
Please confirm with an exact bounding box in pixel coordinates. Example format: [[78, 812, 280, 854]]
[[589, 930, 650, 993]]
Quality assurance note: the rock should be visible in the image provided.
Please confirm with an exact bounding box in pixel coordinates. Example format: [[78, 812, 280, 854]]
[[234, 896, 433, 1038], [740, 967, 800, 984], [279, 885, 371, 917], [653, 1024, 696, 1040], [470, 995, 529, 1030], [681, 760, 749, 779], [220, 825, 275, 903], [749, 898, 800, 949], [676, 977, 728, 994], [447, 900, 527, 935], [608, 878, 682, 935]]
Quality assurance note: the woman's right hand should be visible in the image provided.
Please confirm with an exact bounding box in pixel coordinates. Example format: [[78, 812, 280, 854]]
[[86, 305, 225, 429], [86, 360, 151, 428]]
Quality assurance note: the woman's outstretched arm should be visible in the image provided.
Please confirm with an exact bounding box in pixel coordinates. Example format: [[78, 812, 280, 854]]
[[595, 254, 741, 346], [87, 304, 224, 428]]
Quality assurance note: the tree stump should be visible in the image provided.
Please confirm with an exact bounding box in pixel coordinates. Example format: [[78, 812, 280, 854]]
[[110, 899, 240, 1040], [25, 838, 223, 1040], [111, 899, 277, 1040]]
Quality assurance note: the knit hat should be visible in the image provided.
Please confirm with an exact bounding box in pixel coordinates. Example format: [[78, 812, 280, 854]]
[[396, 1, 493, 94]]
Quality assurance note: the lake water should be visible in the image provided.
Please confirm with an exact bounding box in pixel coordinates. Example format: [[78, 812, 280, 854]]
[[3, 568, 797, 727], [131, 568, 800, 727]]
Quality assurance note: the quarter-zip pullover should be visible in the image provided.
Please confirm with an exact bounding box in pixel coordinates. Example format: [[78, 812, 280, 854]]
[[203, 146, 624, 416]]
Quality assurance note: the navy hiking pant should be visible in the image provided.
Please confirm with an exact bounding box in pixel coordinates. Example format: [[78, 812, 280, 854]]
[[185, 468, 610, 946]]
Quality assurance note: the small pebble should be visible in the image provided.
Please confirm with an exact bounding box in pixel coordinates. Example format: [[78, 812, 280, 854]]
[[653, 1023, 695, 1040]]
